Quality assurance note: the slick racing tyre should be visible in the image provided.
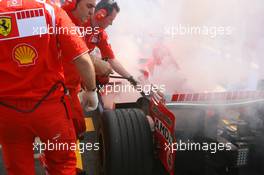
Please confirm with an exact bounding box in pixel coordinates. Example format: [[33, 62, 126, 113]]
[[96, 108, 154, 175]]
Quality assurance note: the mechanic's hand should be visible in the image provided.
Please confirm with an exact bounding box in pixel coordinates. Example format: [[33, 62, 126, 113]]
[[90, 55, 113, 76], [78, 90, 98, 112], [127, 76, 138, 86]]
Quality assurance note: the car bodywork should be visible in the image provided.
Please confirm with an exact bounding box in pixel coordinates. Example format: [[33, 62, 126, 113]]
[[148, 90, 264, 175], [96, 79, 264, 175]]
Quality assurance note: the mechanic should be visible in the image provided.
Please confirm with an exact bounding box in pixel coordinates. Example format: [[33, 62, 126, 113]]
[[61, 0, 113, 138], [86, 0, 137, 86], [61, 0, 137, 137], [62, 0, 137, 86], [0, 0, 97, 174]]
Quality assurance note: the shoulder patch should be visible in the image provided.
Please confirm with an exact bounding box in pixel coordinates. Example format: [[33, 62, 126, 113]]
[[0, 8, 48, 41]]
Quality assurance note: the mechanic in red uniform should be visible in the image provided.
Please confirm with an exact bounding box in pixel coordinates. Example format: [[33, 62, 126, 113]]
[[86, 0, 137, 86], [62, 0, 137, 87], [61, 0, 138, 138], [0, 0, 97, 174], [61, 0, 113, 138]]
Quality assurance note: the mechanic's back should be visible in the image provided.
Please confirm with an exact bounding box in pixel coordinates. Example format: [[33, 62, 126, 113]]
[[0, 0, 96, 174], [0, 0, 82, 99]]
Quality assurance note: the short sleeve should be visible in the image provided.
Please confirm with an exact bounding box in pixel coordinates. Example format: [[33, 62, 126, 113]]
[[55, 6, 89, 62], [97, 31, 115, 59]]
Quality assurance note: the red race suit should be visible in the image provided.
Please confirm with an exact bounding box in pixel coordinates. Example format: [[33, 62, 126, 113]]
[[0, 0, 88, 174]]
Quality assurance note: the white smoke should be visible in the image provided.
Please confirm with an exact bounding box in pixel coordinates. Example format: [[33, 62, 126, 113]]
[[107, 0, 264, 93]]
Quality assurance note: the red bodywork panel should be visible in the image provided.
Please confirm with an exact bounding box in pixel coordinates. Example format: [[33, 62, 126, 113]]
[[150, 92, 176, 175], [170, 91, 264, 102]]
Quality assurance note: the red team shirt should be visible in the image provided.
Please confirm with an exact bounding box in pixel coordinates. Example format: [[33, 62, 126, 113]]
[[84, 19, 115, 59], [63, 9, 115, 90], [0, 0, 88, 99]]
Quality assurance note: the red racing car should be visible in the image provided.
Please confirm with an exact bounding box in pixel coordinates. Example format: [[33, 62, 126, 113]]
[[86, 79, 264, 175]]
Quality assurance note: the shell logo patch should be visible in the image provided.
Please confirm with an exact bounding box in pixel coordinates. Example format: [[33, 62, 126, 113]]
[[13, 44, 38, 66], [0, 16, 12, 37]]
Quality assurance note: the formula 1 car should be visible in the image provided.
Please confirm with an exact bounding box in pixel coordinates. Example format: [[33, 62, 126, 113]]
[[86, 79, 264, 175]]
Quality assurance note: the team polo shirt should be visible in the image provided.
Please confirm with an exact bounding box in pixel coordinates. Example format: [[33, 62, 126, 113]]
[[0, 0, 89, 99]]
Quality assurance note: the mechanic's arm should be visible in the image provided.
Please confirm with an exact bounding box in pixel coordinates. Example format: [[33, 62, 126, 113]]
[[73, 53, 98, 111], [108, 58, 131, 78], [55, 7, 98, 110], [98, 31, 137, 85], [108, 59, 137, 86], [73, 53, 96, 91]]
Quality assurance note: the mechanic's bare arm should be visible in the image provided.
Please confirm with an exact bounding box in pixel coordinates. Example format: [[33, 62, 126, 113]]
[[90, 55, 113, 76], [108, 58, 131, 78], [74, 53, 98, 111], [108, 58, 138, 86], [73, 53, 96, 91]]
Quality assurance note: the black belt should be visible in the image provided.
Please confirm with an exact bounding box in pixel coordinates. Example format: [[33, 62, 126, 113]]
[[0, 81, 68, 113]]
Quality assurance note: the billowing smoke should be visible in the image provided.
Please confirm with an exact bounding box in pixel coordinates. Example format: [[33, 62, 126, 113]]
[[107, 0, 264, 94]]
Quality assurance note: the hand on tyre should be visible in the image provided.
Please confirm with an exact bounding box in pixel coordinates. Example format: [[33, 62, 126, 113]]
[[78, 90, 98, 112]]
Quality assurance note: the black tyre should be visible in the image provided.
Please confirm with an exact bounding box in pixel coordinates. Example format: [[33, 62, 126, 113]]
[[96, 108, 154, 175]]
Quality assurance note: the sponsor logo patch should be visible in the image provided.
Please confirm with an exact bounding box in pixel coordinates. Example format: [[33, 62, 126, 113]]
[[0, 16, 12, 36], [13, 44, 38, 66], [0, 8, 47, 41]]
